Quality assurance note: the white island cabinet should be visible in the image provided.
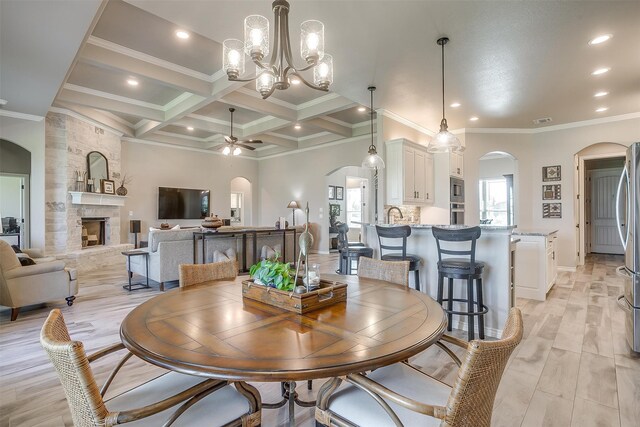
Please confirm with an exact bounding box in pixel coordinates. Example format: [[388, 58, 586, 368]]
[[513, 229, 559, 301], [362, 224, 515, 337]]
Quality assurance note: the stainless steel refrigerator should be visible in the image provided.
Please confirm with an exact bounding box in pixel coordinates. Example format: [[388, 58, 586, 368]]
[[616, 141, 640, 352]]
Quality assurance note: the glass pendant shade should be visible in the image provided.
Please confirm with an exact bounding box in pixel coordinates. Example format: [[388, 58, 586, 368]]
[[256, 67, 275, 96], [427, 119, 462, 153], [244, 15, 269, 60], [313, 54, 333, 89], [223, 39, 245, 79], [300, 20, 324, 63], [222, 146, 231, 156], [233, 147, 242, 156], [362, 148, 386, 169]]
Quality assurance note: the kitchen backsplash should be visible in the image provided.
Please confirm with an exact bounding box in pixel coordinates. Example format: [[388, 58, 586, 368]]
[[383, 205, 421, 225]]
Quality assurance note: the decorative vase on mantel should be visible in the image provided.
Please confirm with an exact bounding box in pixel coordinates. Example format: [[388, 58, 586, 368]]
[[116, 185, 128, 196]]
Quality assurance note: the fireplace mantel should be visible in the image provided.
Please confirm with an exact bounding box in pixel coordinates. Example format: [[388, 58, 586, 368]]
[[69, 191, 126, 207]]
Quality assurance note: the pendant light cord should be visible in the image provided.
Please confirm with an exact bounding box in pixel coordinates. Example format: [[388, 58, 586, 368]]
[[441, 41, 445, 120], [370, 88, 375, 150]]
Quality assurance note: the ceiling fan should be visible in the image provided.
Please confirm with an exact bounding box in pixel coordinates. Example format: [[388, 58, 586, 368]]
[[220, 108, 262, 155]]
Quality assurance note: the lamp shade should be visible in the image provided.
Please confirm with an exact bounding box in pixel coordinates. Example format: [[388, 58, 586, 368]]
[[427, 120, 462, 153], [129, 220, 141, 234], [287, 200, 300, 209]]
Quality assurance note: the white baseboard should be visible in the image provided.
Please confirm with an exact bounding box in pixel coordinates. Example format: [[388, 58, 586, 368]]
[[557, 266, 577, 272], [451, 318, 502, 339], [314, 250, 330, 255]]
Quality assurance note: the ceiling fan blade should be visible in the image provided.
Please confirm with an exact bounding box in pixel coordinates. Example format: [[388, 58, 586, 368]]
[[238, 139, 263, 144], [224, 136, 234, 143], [236, 143, 257, 151]]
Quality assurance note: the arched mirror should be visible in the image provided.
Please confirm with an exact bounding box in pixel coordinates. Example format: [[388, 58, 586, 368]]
[[478, 151, 517, 226], [87, 151, 109, 183]]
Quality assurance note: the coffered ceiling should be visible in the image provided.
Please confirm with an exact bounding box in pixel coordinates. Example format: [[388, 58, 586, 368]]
[[3, 0, 639, 158]]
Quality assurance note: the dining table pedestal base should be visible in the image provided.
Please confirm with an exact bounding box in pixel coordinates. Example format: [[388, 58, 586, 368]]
[[263, 381, 315, 426]]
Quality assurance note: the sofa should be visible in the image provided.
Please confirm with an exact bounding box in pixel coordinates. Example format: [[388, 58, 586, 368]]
[[0, 240, 78, 321], [128, 227, 302, 290]]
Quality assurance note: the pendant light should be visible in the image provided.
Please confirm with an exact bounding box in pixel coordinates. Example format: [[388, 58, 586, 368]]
[[362, 86, 385, 169], [427, 37, 462, 153]]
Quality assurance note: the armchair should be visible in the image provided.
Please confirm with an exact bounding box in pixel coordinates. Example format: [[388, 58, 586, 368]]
[[0, 240, 77, 321]]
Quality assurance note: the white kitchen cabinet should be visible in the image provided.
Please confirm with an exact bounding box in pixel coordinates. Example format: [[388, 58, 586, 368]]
[[514, 231, 558, 301], [450, 151, 464, 178], [386, 139, 434, 205]]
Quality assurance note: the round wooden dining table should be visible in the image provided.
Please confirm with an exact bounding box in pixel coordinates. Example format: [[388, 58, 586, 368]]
[[120, 273, 447, 425]]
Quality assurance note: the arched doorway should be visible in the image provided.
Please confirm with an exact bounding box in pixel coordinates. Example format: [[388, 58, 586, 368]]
[[477, 151, 518, 226], [575, 142, 627, 265], [0, 139, 31, 248], [230, 177, 252, 226]]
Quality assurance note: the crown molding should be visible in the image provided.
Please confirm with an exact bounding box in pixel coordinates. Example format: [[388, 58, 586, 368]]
[[154, 130, 208, 142], [378, 109, 435, 136], [48, 107, 124, 137], [87, 36, 214, 82], [0, 110, 45, 122], [256, 133, 370, 161]]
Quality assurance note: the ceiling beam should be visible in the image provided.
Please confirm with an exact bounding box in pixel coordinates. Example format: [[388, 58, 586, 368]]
[[297, 95, 356, 121], [305, 117, 352, 138], [222, 91, 298, 121], [79, 42, 211, 96], [253, 133, 298, 150], [57, 86, 165, 121], [241, 116, 291, 139], [54, 102, 135, 136]]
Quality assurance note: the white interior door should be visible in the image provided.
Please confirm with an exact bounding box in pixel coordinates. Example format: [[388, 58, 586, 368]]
[[590, 168, 624, 254]]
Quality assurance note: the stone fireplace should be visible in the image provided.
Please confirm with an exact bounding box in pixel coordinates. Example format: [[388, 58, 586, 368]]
[[44, 112, 132, 272]]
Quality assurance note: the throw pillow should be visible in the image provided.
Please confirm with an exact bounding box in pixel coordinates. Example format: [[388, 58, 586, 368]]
[[19, 257, 36, 266], [11, 245, 22, 254]]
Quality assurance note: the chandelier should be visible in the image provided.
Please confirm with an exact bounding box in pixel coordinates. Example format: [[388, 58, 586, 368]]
[[222, 0, 334, 99], [427, 37, 463, 153]]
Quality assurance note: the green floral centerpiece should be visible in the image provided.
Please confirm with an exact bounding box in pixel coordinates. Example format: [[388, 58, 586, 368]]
[[249, 252, 294, 291]]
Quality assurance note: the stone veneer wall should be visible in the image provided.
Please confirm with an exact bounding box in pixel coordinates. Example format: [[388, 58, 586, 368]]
[[383, 205, 421, 225], [45, 112, 122, 255]]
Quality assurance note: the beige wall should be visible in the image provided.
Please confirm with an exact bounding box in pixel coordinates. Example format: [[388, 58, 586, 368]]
[[120, 141, 258, 243], [230, 176, 253, 226], [463, 116, 640, 268], [0, 116, 45, 248]]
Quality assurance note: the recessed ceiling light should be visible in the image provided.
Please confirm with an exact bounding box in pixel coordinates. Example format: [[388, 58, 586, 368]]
[[357, 106, 366, 112], [591, 67, 610, 76], [595, 107, 608, 113], [594, 91, 609, 97], [450, 102, 461, 108], [294, 124, 302, 130], [176, 30, 190, 39], [290, 77, 301, 85], [126, 78, 139, 86], [588, 34, 612, 45], [469, 116, 479, 121], [186, 126, 194, 131]]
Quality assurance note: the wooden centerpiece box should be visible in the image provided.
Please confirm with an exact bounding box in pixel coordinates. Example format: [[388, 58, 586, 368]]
[[241, 278, 347, 314]]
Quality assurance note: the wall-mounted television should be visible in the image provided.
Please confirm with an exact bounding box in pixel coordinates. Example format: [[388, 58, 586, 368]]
[[158, 187, 209, 220]]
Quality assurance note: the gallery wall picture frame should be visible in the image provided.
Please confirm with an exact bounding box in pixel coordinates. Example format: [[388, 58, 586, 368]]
[[328, 185, 336, 200], [542, 202, 562, 218], [336, 186, 344, 200], [543, 184, 561, 200], [542, 165, 561, 182], [101, 179, 115, 195]]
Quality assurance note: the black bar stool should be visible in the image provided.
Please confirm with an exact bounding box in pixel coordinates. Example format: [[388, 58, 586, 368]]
[[432, 226, 488, 340], [375, 225, 421, 291], [337, 223, 373, 275]]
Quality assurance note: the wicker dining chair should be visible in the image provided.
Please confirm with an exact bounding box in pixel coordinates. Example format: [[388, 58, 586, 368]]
[[316, 307, 523, 427], [357, 257, 410, 287], [40, 309, 261, 426], [179, 260, 238, 288]]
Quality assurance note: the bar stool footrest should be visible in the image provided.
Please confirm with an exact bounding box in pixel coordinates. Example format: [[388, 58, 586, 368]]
[[440, 297, 489, 316]]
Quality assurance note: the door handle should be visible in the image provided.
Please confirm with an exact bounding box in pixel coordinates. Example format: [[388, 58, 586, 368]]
[[615, 165, 629, 250], [617, 295, 632, 313]]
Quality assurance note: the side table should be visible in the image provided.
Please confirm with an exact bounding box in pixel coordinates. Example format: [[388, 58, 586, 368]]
[[122, 250, 150, 291]]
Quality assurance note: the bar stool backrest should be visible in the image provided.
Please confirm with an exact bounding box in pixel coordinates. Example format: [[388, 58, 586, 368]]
[[336, 223, 349, 251], [432, 226, 482, 274], [376, 225, 411, 258]]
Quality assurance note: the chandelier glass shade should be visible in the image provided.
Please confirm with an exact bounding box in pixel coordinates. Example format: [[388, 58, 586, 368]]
[[223, 0, 333, 99], [362, 86, 385, 170], [427, 37, 463, 154]]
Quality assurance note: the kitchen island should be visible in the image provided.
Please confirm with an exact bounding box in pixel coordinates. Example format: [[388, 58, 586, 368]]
[[361, 224, 516, 337]]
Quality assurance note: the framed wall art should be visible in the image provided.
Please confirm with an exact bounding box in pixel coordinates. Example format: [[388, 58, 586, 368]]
[[542, 165, 561, 182], [542, 184, 561, 200], [542, 203, 561, 218], [328, 185, 336, 200], [101, 179, 115, 195], [336, 186, 344, 201]]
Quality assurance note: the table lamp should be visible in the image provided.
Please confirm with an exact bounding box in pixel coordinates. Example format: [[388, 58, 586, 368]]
[[287, 200, 300, 226]]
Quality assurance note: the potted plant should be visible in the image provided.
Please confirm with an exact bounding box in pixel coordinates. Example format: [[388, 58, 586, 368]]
[[248, 252, 294, 291]]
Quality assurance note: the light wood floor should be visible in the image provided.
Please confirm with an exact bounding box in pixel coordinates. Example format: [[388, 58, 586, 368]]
[[0, 253, 638, 426]]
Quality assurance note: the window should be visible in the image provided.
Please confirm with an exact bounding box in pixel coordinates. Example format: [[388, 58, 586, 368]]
[[479, 176, 513, 225], [346, 187, 362, 228]]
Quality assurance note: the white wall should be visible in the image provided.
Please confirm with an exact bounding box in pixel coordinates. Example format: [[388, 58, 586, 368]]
[[478, 156, 516, 179], [463, 116, 640, 268], [230, 176, 253, 226], [120, 141, 259, 243], [0, 116, 45, 248]]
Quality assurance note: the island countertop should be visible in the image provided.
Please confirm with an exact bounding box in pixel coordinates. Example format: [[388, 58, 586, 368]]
[[356, 222, 515, 232], [361, 223, 514, 337], [512, 228, 559, 237]]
